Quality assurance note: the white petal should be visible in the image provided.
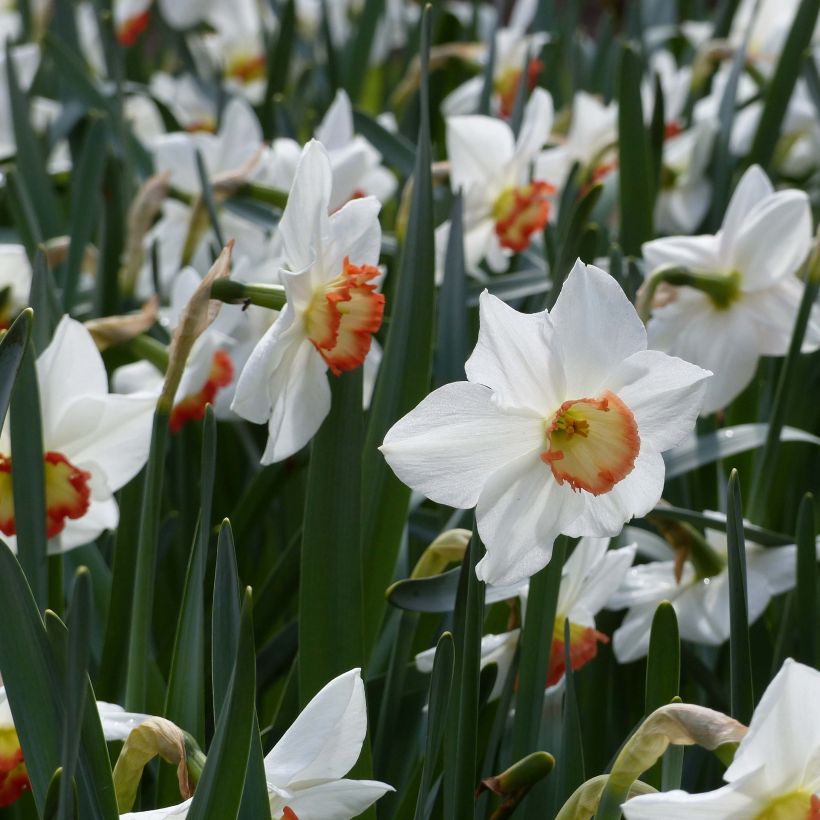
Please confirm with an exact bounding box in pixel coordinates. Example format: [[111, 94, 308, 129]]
[[441, 76, 484, 117], [565, 543, 637, 622], [474, 450, 584, 585], [324, 195, 382, 278], [718, 164, 774, 252], [327, 139, 374, 211], [607, 561, 691, 610], [465, 291, 563, 414], [642, 233, 721, 275], [380, 382, 544, 509], [264, 668, 367, 785], [612, 602, 657, 663], [56, 497, 119, 553], [515, 87, 553, 163], [725, 659, 820, 794], [727, 189, 812, 290], [214, 97, 263, 173], [97, 702, 151, 741], [550, 262, 647, 397], [120, 798, 193, 819], [447, 115, 514, 194], [622, 784, 759, 819], [279, 140, 332, 273], [608, 349, 711, 452], [746, 544, 798, 597], [274, 778, 394, 820], [673, 577, 732, 646], [315, 89, 355, 149], [563, 445, 666, 538]]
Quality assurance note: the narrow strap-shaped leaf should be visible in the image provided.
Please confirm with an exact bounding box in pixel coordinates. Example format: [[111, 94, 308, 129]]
[[748, 0, 820, 168], [478, 3, 500, 116], [617, 43, 653, 255], [299, 368, 366, 704], [352, 110, 416, 177], [261, 0, 295, 135], [512, 537, 567, 761], [188, 588, 257, 820], [10, 322, 47, 608], [212, 519, 241, 718], [648, 504, 793, 546], [125, 410, 169, 711], [0, 308, 31, 424], [414, 632, 454, 820], [28, 251, 60, 354], [361, 7, 435, 652], [443, 533, 485, 819], [727, 470, 754, 723], [342, 0, 385, 102], [554, 618, 585, 814], [796, 494, 817, 666]]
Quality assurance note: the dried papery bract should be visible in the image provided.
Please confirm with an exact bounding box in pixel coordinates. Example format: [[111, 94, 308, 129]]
[[159, 242, 233, 415], [555, 775, 657, 820], [84, 296, 160, 352]]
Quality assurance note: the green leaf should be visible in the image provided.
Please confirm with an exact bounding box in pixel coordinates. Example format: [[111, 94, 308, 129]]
[[352, 110, 416, 178], [554, 618, 585, 813], [125, 410, 169, 711], [387, 567, 461, 613], [0, 308, 31, 425], [414, 632, 454, 820], [28, 251, 60, 354], [665, 424, 820, 479], [10, 322, 47, 608], [443, 533, 485, 818], [361, 7, 436, 653], [648, 505, 793, 547], [617, 43, 653, 255], [726, 470, 754, 723], [511, 537, 566, 762], [796, 494, 817, 666], [434, 191, 467, 387], [62, 114, 108, 312], [645, 602, 679, 714], [187, 588, 257, 820], [747, 0, 820, 169], [299, 368, 366, 704], [343, 0, 385, 101], [261, 0, 295, 133], [213, 520, 241, 718]]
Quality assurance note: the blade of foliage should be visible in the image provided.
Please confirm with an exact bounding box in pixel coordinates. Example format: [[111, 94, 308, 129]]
[[352, 109, 416, 177], [617, 43, 653, 255], [796, 494, 817, 666], [554, 618, 585, 814], [748, 0, 820, 168], [361, 7, 435, 652], [262, 0, 295, 131], [727, 470, 754, 723], [387, 567, 461, 612], [0, 308, 31, 425], [28, 251, 60, 354], [414, 631, 454, 820], [187, 588, 256, 820], [648, 505, 793, 546], [343, 0, 385, 101], [299, 368, 366, 703]]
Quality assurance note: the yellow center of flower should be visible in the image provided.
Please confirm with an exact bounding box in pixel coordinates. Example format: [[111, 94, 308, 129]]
[[546, 617, 609, 686], [0, 452, 92, 540], [304, 256, 385, 376], [541, 390, 640, 495], [494, 58, 544, 118], [226, 52, 267, 84], [170, 349, 235, 433], [755, 791, 820, 819], [492, 181, 554, 253], [0, 726, 29, 808]]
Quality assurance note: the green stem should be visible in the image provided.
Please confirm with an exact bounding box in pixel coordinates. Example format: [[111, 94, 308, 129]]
[[123, 335, 170, 373], [637, 265, 740, 322], [210, 279, 288, 311]]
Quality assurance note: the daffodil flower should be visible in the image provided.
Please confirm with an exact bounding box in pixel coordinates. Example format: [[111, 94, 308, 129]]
[[232, 140, 384, 464], [120, 669, 393, 820], [436, 88, 555, 277], [381, 261, 710, 586], [622, 658, 820, 818], [609, 526, 817, 663], [0, 316, 155, 552], [641, 164, 820, 415]]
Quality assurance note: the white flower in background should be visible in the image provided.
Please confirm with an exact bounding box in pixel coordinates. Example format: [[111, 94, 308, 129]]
[[622, 659, 820, 818], [534, 91, 618, 192], [442, 0, 548, 118], [642, 164, 820, 415], [258, 89, 397, 211], [121, 669, 393, 820], [381, 261, 711, 586], [0, 317, 155, 552], [232, 140, 384, 464], [437, 87, 554, 277], [0, 245, 31, 328], [415, 537, 636, 697], [149, 73, 217, 133], [609, 527, 815, 663]]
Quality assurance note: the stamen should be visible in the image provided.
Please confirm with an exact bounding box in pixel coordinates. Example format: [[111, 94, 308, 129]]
[[541, 390, 640, 495], [493, 181, 554, 253], [170, 349, 235, 433], [305, 257, 385, 376]]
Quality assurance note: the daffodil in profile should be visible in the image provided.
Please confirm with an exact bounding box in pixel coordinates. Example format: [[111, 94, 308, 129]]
[[381, 261, 711, 586], [232, 140, 384, 463], [0, 316, 155, 552], [622, 659, 820, 818]]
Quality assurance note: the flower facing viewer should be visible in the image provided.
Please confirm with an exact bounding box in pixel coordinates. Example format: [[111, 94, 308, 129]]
[[232, 140, 384, 463], [381, 262, 711, 586]]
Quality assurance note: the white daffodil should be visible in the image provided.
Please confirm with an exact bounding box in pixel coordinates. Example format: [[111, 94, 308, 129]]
[[149, 73, 217, 132], [437, 87, 554, 277], [641, 164, 820, 415], [121, 669, 392, 820], [415, 537, 636, 697], [622, 658, 820, 818], [0, 316, 155, 552], [0, 245, 31, 328], [609, 526, 817, 664], [232, 140, 384, 464], [381, 261, 711, 586], [0, 686, 150, 808]]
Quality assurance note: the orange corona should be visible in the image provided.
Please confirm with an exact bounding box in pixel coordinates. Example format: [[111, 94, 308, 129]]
[[496, 58, 544, 119], [170, 349, 235, 433], [547, 619, 609, 687], [493, 180, 554, 253], [0, 728, 28, 808], [117, 10, 151, 47]]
